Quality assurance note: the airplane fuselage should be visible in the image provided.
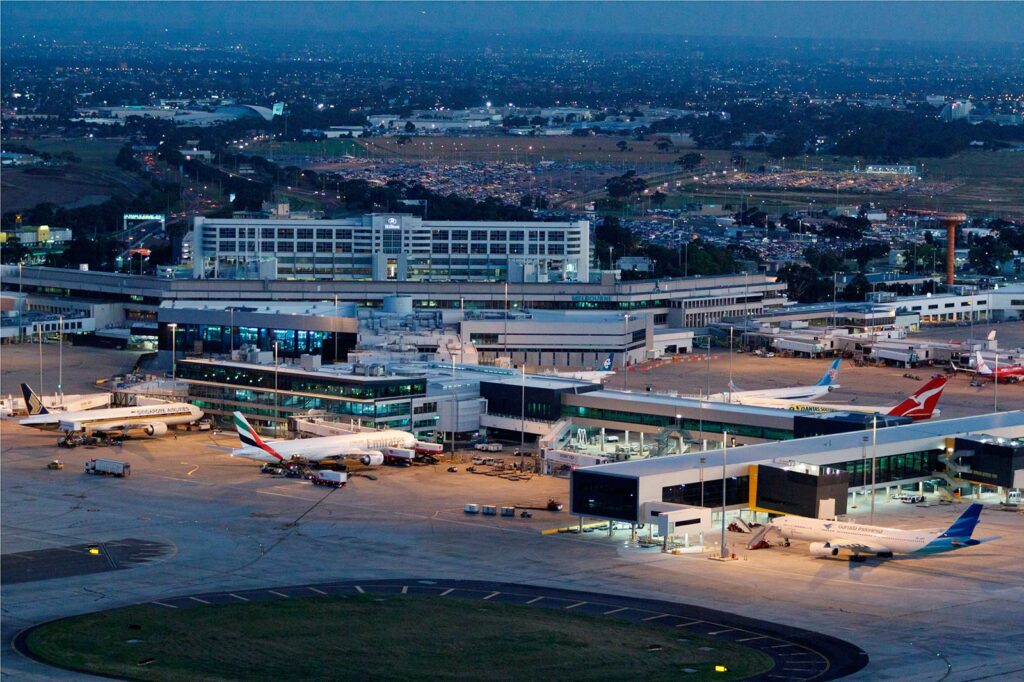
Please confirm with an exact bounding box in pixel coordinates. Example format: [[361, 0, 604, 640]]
[[232, 429, 419, 463], [20, 404, 202, 432]]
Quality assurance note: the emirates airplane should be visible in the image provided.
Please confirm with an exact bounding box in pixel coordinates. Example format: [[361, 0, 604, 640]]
[[231, 412, 443, 465], [769, 503, 993, 562]]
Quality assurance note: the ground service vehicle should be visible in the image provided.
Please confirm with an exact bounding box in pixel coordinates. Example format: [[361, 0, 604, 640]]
[[475, 442, 503, 452], [85, 459, 130, 477], [312, 470, 347, 487], [47, 460, 64, 470]]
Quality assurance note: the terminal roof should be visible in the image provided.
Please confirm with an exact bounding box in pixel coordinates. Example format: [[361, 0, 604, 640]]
[[588, 411, 1024, 478]]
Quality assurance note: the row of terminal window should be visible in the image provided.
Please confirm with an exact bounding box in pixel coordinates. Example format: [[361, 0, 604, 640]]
[[216, 227, 575, 242]]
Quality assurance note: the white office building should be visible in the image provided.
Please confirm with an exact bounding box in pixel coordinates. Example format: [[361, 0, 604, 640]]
[[191, 213, 590, 283]]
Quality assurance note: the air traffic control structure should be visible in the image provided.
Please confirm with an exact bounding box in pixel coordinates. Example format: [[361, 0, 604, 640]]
[[570, 412, 1024, 525]]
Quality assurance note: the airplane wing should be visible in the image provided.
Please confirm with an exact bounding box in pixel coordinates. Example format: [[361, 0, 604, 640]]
[[65, 421, 170, 436], [828, 539, 893, 555]]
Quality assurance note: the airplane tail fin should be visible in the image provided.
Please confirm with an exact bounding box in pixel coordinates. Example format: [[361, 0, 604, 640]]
[[975, 351, 991, 375], [231, 411, 283, 461], [939, 503, 983, 540], [887, 376, 947, 419], [602, 353, 615, 372], [20, 383, 48, 415], [816, 358, 842, 387]]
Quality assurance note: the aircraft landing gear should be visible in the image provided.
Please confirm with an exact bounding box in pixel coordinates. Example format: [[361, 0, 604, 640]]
[[850, 554, 868, 563]]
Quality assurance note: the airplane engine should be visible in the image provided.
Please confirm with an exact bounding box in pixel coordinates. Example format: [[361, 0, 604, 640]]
[[144, 422, 169, 437], [808, 542, 840, 557], [359, 452, 385, 466]]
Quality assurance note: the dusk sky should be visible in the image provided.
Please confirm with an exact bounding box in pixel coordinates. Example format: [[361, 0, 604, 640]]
[[3, 1, 1023, 44]]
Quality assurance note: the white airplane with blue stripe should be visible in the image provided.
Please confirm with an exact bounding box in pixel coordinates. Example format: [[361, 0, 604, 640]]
[[769, 503, 993, 562], [705, 358, 842, 404]]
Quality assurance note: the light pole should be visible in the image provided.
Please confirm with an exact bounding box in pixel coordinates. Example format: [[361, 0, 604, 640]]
[[699, 456, 706, 507], [37, 324, 43, 394], [728, 326, 734, 386], [520, 364, 526, 470], [229, 307, 235, 355], [870, 415, 877, 525], [675, 413, 682, 454], [17, 262, 24, 342], [460, 296, 465, 365], [994, 352, 999, 412], [333, 295, 339, 362], [168, 323, 177, 379], [720, 431, 728, 559], [58, 315, 63, 395], [832, 271, 839, 330], [273, 340, 280, 435]]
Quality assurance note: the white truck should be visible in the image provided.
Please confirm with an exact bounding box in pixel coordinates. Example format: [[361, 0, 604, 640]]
[[85, 458, 130, 477], [312, 470, 348, 488]]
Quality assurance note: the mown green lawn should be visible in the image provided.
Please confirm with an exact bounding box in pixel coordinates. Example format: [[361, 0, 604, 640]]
[[27, 595, 773, 681]]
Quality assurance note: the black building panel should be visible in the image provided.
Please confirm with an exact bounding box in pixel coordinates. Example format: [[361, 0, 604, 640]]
[[754, 464, 849, 517], [794, 413, 912, 439], [954, 437, 1024, 488], [570, 471, 639, 522]]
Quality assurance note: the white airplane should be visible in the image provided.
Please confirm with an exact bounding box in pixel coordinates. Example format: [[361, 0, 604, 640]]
[[769, 503, 992, 562], [19, 400, 203, 437], [545, 353, 617, 383], [0, 383, 111, 418], [735, 376, 948, 421], [230, 411, 444, 465], [705, 358, 842, 404]]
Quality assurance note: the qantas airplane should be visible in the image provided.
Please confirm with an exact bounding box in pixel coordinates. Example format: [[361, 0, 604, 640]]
[[704, 358, 842, 404], [230, 412, 444, 465], [740, 376, 948, 421], [769, 503, 993, 561], [953, 351, 1024, 383]]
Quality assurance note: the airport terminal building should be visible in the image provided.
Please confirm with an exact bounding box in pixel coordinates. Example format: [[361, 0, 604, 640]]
[[191, 213, 591, 283], [570, 412, 1024, 524]]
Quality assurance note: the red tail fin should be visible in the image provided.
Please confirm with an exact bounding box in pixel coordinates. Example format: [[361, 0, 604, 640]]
[[887, 377, 947, 420]]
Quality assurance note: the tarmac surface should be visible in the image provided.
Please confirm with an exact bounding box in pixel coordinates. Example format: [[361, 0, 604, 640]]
[[2, 339, 1024, 680], [13, 579, 867, 681], [603, 322, 1024, 420]]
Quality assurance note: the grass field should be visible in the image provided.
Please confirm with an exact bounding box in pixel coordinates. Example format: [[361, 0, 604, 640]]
[[26, 595, 772, 681], [247, 138, 367, 158], [0, 137, 146, 213]]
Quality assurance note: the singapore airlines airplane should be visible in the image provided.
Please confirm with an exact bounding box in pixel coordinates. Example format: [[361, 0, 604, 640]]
[[19, 399, 203, 436], [769, 503, 992, 562], [231, 412, 444, 465], [737, 376, 948, 421], [704, 358, 842, 404]]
